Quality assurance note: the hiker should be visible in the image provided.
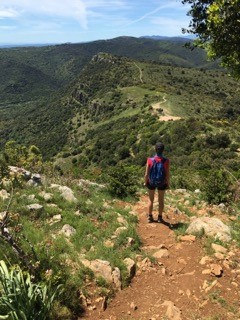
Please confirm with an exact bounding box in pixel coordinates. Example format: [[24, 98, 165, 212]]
[[144, 142, 170, 223]]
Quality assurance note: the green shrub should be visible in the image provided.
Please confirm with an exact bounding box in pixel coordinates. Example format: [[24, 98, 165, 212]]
[[202, 169, 233, 204], [107, 165, 139, 198], [0, 154, 9, 185], [3, 141, 43, 172], [118, 146, 130, 160]]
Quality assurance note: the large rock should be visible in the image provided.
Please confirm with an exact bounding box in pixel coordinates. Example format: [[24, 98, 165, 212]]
[[153, 249, 169, 259], [162, 301, 182, 320], [48, 214, 62, 225], [186, 217, 231, 242], [0, 211, 7, 221], [8, 166, 42, 186], [27, 173, 42, 187], [82, 259, 113, 283], [124, 258, 136, 279], [61, 224, 76, 237], [0, 189, 10, 200], [78, 179, 105, 189], [59, 186, 77, 203], [117, 215, 128, 226], [211, 243, 227, 254], [202, 264, 223, 277], [114, 226, 127, 237], [27, 204, 43, 212], [39, 191, 53, 201], [50, 184, 77, 203]]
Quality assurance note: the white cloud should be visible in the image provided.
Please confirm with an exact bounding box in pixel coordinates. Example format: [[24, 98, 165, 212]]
[[0, 0, 129, 28], [0, 1, 191, 43], [0, 0, 88, 28], [0, 8, 19, 19]]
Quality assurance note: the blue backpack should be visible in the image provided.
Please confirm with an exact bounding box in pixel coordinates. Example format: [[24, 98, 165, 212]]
[[149, 156, 166, 187]]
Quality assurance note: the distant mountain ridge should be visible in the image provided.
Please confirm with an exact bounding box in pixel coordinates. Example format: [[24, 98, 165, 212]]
[[0, 36, 216, 104], [140, 35, 195, 41], [0, 34, 196, 48]]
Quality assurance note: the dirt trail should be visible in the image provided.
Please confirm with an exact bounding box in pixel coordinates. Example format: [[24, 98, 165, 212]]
[[152, 97, 181, 122], [134, 62, 143, 83], [82, 195, 240, 320]]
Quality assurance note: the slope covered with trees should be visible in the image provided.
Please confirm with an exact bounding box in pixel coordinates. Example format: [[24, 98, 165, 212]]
[[0, 36, 221, 159], [0, 36, 239, 178]]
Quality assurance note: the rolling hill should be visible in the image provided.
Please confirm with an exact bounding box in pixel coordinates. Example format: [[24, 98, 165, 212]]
[[0, 36, 218, 102], [0, 36, 239, 183]]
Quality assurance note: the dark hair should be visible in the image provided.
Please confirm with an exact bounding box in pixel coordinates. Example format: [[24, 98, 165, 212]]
[[155, 142, 164, 153]]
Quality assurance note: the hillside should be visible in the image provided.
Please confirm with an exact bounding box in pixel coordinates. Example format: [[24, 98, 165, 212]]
[[52, 53, 240, 186], [0, 36, 217, 102], [0, 36, 221, 159], [0, 37, 239, 175]]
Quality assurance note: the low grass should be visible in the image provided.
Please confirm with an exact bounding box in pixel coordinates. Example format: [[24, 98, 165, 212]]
[[208, 290, 227, 308], [172, 222, 189, 237], [0, 176, 141, 318]]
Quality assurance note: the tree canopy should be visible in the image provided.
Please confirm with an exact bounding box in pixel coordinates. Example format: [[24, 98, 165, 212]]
[[182, 0, 240, 78]]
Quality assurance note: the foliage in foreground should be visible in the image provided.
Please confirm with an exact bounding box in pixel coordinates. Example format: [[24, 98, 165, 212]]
[[182, 0, 240, 77], [0, 164, 141, 318], [0, 260, 60, 320]]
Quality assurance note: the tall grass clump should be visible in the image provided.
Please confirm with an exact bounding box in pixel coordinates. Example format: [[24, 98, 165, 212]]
[[0, 260, 61, 320]]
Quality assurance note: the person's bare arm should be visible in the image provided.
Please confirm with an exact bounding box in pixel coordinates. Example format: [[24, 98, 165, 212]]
[[144, 163, 150, 185]]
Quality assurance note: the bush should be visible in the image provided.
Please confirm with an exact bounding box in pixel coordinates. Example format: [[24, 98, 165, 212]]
[[118, 146, 130, 160], [202, 169, 233, 204], [171, 169, 199, 191], [107, 165, 139, 198], [3, 141, 43, 172], [205, 133, 231, 149], [0, 154, 9, 185]]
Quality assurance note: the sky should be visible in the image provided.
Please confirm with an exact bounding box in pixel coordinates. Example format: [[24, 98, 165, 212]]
[[0, 0, 192, 45]]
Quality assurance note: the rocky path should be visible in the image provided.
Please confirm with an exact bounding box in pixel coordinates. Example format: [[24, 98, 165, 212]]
[[82, 194, 240, 320]]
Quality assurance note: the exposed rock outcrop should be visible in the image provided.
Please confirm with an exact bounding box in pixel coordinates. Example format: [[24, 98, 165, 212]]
[[186, 217, 231, 242]]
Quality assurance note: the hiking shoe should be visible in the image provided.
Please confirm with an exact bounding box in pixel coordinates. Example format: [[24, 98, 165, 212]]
[[157, 215, 163, 223], [147, 215, 154, 223]]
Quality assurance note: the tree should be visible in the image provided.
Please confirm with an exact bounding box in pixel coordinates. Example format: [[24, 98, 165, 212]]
[[182, 0, 240, 77], [3, 141, 42, 172]]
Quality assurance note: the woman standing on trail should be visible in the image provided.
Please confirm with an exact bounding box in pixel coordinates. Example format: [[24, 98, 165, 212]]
[[144, 142, 170, 223]]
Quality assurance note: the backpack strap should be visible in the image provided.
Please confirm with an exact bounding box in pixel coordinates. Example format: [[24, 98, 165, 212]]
[[154, 155, 166, 163], [148, 155, 167, 167]]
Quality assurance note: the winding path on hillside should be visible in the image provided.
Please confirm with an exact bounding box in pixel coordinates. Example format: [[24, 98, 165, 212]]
[[132, 62, 181, 122], [134, 62, 143, 83], [82, 194, 240, 320], [152, 95, 182, 122]]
